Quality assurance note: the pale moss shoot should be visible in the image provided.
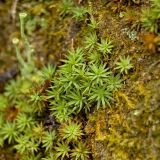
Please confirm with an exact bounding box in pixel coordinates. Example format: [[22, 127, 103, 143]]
[[12, 38, 19, 45], [115, 56, 133, 74], [19, 12, 27, 38]]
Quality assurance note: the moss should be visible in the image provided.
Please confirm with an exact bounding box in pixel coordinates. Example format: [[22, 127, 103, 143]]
[[0, 0, 160, 159]]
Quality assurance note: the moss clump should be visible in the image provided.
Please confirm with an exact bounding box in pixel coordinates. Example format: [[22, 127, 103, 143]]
[[0, 0, 160, 160]]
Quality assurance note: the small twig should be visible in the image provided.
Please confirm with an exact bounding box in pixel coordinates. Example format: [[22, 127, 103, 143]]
[[71, 38, 74, 50], [78, 0, 83, 4], [148, 60, 160, 73], [10, 0, 19, 21]]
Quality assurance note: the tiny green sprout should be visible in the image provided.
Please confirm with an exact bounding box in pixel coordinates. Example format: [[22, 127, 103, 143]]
[[98, 38, 114, 55], [89, 85, 114, 109], [0, 115, 5, 146], [74, 64, 87, 79], [15, 99, 35, 114], [29, 92, 46, 114], [0, 137, 4, 147], [0, 122, 18, 144], [30, 92, 43, 103], [84, 32, 97, 50], [67, 89, 86, 113], [50, 100, 72, 123], [0, 95, 8, 110], [88, 51, 102, 64], [4, 79, 21, 101], [16, 113, 35, 131], [42, 152, 57, 160], [32, 123, 45, 142], [59, 0, 74, 16], [55, 141, 70, 160], [47, 85, 61, 101], [115, 56, 133, 74], [141, 8, 158, 33], [58, 72, 80, 91], [15, 134, 39, 155], [59, 121, 83, 143], [42, 131, 56, 151], [88, 17, 100, 30], [107, 74, 122, 91], [141, 0, 160, 33], [26, 139, 39, 154], [21, 154, 42, 160], [0, 115, 4, 127], [151, 0, 160, 8], [71, 142, 90, 160], [40, 64, 56, 81], [61, 47, 84, 68], [72, 6, 88, 21], [87, 64, 111, 85], [15, 135, 31, 154]]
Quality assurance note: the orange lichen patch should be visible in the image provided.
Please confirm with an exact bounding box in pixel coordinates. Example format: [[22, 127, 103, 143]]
[[136, 81, 151, 105], [4, 106, 19, 122], [29, 3, 48, 15], [142, 33, 160, 53], [116, 91, 135, 109], [85, 122, 95, 135], [95, 111, 107, 141], [89, 105, 133, 159]]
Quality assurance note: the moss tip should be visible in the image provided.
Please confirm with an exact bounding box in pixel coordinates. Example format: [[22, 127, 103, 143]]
[[19, 12, 27, 19], [12, 38, 19, 45]]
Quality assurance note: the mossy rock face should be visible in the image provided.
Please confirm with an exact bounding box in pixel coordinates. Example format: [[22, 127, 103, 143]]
[[85, 54, 160, 159], [0, 0, 160, 160]]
